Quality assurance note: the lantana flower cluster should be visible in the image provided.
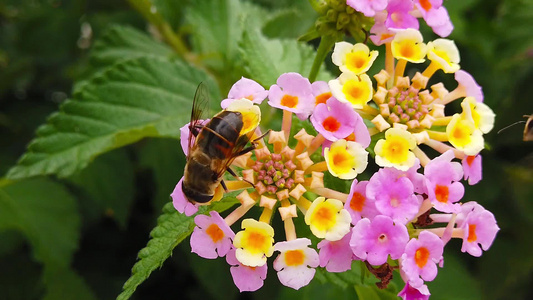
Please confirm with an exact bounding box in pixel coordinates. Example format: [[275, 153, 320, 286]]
[[170, 7, 498, 300]]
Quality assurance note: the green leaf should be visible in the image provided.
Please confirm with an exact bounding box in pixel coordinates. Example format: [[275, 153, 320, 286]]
[[355, 285, 399, 300], [185, 0, 269, 89], [0, 178, 80, 266], [7, 56, 220, 180], [315, 261, 366, 289], [0, 178, 97, 299], [239, 27, 333, 87], [262, 7, 317, 39], [117, 198, 238, 300], [90, 25, 174, 68], [69, 149, 135, 228], [186, 0, 242, 62]]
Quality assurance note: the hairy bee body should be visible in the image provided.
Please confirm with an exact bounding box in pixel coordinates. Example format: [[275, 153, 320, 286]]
[[182, 110, 247, 203]]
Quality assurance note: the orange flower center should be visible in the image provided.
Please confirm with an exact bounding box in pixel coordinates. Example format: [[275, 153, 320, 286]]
[[400, 44, 414, 58], [349, 192, 365, 212], [284, 249, 305, 266], [206, 224, 224, 243], [345, 132, 356, 142], [466, 155, 476, 166], [313, 206, 335, 227], [347, 85, 363, 99], [435, 184, 449, 203], [467, 224, 477, 243], [419, 0, 433, 11], [322, 116, 341, 132], [246, 231, 267, 250], [315, 92, 331, 106], [415, 247, 430, 268], [280, 95, 298, 108]]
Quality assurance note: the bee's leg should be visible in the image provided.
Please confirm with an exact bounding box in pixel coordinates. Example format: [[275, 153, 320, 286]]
[[220, 180, 229, 193], [189, 124, 204, 137], [253, 129, 271, 143], [226, 167, 255, 188]]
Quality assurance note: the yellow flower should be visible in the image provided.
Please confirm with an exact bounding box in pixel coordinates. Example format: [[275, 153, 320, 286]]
[[460, 97, 495, 134], [304, 197, 351, 241], [427, 39, 460, 73], [329, 72, 373, 109], [233, 219, 274, 267], [324, 139, 368, 180], [375, 128, 417, 171], [332, 42, 379, 75], [391, 28, 427, 63], [446, 113, 484, 155]]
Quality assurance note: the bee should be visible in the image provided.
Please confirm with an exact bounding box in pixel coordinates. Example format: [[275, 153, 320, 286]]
[[182, 83, 264, 204]]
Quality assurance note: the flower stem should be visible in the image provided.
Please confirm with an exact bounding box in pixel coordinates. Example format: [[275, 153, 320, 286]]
[[385, 42, 394, 88], [126, 0, 189, 58], [308, 35, 337, 82]]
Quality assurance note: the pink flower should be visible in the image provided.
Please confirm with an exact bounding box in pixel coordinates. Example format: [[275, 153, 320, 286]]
[[459, 205, 499, 257], [221, 77, 268, 109], [226, 248, 268, 292], [317, 229, 353, 272], [268, 73, 314, 119], [386, 0, 419, 30], [350, 216, 409, 265], [383, 159, 427, 194], [414, 0, 453, 37], [311, 98, 360, 141], [273, 238, 319, 290], [344, 180, 378, 224], [311, 81, 334, 107], [401, 231, 444, 288], [171, 178, 199, 216], [347, 0, 388, 17], [367, 168, 421, 224], [455, 70, 484, 102], [462, 154, 482, 185], [398, 282, 431, 300], [370, 11, 395, 46], [424, 150, 464, 213], [190, 211, 235, 259]]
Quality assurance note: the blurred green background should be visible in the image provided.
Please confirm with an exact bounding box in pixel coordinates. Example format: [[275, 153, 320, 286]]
[[0, 0, 532, 299]]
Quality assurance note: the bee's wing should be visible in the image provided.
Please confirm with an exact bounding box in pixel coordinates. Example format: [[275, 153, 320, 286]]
[[187, 82, 210, 157]]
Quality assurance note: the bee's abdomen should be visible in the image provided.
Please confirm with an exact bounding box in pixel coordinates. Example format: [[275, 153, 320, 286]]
[[196, 111, 243, 159]]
